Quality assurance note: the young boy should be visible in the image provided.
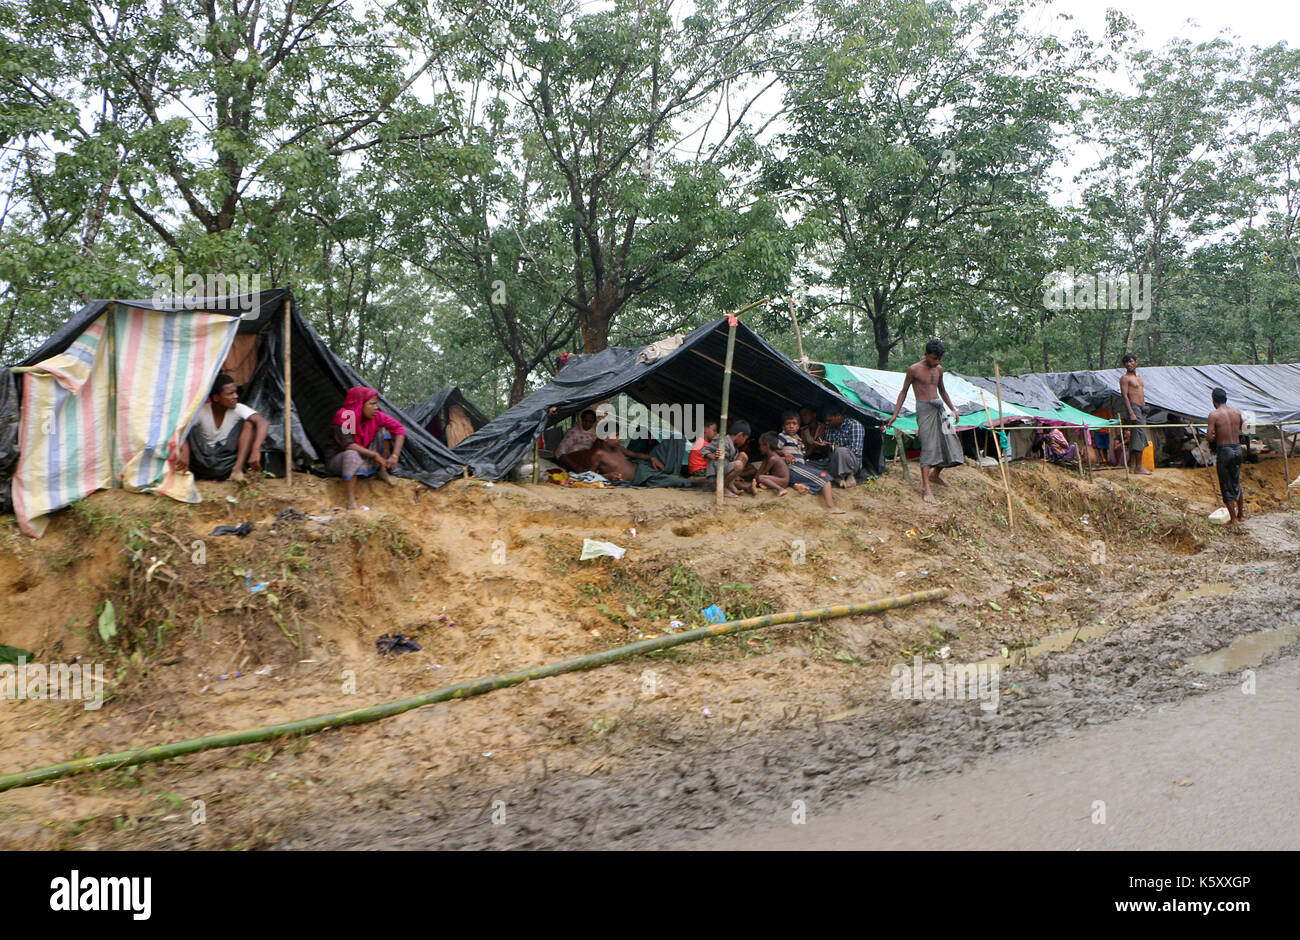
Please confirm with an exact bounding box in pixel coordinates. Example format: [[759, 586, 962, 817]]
[[777, 410, 845, 513], [754, 431, 792, 495], [688, 417, 720, 478], [702, 420, 750, 497]]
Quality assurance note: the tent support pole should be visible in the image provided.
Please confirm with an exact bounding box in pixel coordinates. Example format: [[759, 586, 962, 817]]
[[283, 296, 293, 487], [894, 428, 910, 482], [717, 315, 738, 508], [980, 392, 1013, 528], [532, 435, 540, 485], [1280, 425, 1292, 506], [789, 294, 807, 368], [714, 297, 769, 509], [106, 302, 119, 488]]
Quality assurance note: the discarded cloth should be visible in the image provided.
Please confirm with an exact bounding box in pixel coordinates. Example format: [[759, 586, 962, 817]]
[[376, 633, 422, 655], [211, 521, 254, 537]]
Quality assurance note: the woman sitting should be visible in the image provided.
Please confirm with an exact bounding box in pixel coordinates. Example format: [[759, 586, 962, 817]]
[[323, 387, 406, 509]]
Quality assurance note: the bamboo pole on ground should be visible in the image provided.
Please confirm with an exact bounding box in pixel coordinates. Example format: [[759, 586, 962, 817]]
[[283, 295, 293, 487], [0, 588, 948, 793], [979, 391, 1014, 528]]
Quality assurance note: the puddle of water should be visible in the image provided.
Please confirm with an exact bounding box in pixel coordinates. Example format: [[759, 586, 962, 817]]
[[1171, 582, 1234, 601], [1186, 624, 1300, 674], [972, 620, 1123, 668]]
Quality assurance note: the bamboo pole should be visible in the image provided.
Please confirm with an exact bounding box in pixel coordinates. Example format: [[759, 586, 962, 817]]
[[1280, 426, 1292, 506], [0, 589, 948, 793], [980, 391, 1014, 528], [106, 302, 119, 488], [714, 297, 769, 508], [789, 294, 807, 367], [717, 314, 738, 508], [532, 434, 540, 485], [283, 295, 293, 487]]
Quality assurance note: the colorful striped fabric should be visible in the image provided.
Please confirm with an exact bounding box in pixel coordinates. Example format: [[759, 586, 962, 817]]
[[14, 306, 240, 536]]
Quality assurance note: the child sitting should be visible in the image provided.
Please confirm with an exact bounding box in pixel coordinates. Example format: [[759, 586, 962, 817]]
[[701, 420, 750, 497], [752, 431, 793, 495], [778, 410, 845, 513]]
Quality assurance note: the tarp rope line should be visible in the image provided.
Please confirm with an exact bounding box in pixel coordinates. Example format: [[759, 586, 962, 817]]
[[0, 590, 948, 793]]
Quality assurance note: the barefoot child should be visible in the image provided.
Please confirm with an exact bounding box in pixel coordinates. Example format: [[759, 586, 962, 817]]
[[777, 411, 845, 513], [754, 432, 793, 494], [702, 420, 750, 497]]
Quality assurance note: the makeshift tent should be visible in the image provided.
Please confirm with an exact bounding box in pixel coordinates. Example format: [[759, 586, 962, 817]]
[[404, 386, 490, 448], [1038, 364, 1300, 432], [1, 289, 465, 534], [820, 363, 1113, 432], [451, 317, 884, 481]]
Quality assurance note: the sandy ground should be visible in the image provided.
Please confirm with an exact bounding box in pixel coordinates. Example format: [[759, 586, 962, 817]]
[[0, 455, 1295, 849]]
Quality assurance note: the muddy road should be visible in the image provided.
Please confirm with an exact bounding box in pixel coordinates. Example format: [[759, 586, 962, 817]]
[[268, 515, 1300, 850]]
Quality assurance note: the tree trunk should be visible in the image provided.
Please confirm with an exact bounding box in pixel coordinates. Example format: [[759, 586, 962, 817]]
[[509, 362, 532, 405]]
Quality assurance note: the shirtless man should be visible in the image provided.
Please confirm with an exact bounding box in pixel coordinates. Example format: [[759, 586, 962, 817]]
[[587, 434, 689, 487], [883, 339, 962, 503], [1118, 353, 1152, 475], [1205, 387, 1245, 524]]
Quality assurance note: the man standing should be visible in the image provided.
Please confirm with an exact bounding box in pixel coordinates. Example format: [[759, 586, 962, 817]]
[[174, 373, 269, 482], [1206, 387, 1245, 524], [810, 405, 863, 487], [1118, 353, 1152, 475], [884, 339, 963, 503]]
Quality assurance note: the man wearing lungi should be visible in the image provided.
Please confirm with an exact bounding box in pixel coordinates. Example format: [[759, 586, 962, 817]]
[[883, 339, 963, 503], [1118, 353, 1152, 475], [1206, 387, 1245, 524]]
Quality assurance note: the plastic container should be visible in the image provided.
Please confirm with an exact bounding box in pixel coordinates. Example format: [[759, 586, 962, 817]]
[[1142, 442, 1155, 471]]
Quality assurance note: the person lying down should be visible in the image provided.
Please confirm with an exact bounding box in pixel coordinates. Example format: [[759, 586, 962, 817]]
[[583, 433, 692, 487]]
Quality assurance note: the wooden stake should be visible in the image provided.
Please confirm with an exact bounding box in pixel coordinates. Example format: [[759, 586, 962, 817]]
[[283, 295, 293, 487], [894, 428, 911, 482], [1280, 425, 1292, 506], [980, 392, 1014, 528], [789, 294, 807, 367]]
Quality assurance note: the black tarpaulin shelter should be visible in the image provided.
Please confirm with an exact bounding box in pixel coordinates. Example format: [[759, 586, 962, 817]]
[[405, 386, 490, 444], [0, 289, 466, 515], [1038, 364, 1300, 431], [451, 317, 883, 481]]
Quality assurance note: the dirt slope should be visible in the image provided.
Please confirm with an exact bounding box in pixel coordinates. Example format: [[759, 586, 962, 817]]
[[0, 456, 1293, 848]]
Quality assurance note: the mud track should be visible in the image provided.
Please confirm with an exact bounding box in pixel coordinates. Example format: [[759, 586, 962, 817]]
[[271, 515, 1300, 850]]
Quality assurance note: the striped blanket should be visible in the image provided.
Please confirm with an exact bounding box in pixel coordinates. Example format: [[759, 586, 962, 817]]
[[14, 307, 240, 536]]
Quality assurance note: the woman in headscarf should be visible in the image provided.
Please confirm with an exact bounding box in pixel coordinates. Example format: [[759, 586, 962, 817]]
[[323, 386, 406, 509]]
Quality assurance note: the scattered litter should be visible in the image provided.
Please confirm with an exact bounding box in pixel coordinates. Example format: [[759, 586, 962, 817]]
[[424, 664, 443, 670], [245, 572, 269, 593], [1175, 779, 1193, 787], [905, 528, 917, 538], [481, 752, 493, 757], [580, 539, 626, 560], [306, 514, 337, 524], [1080, 514, 1090, 525], [254, 665, 274, 676], [225, 495, 239, 504], [1208, 507, 1230, 525], [937, 646, 951, 659], [376, 633, 422, 655], [668, 619, 686, 632], [701, 706, 712, 717], [700, 605, 727, 624], [210, 521, 254, 537], [217, 672, 243, 681], [627, 527, 637, 538], [589, 628, 601, 637], [275, 507, 305, 522]]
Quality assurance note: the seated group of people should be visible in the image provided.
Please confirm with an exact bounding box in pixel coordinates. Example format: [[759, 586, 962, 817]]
[[174, 374, 403, 510], [552, 404, 866, 513]]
